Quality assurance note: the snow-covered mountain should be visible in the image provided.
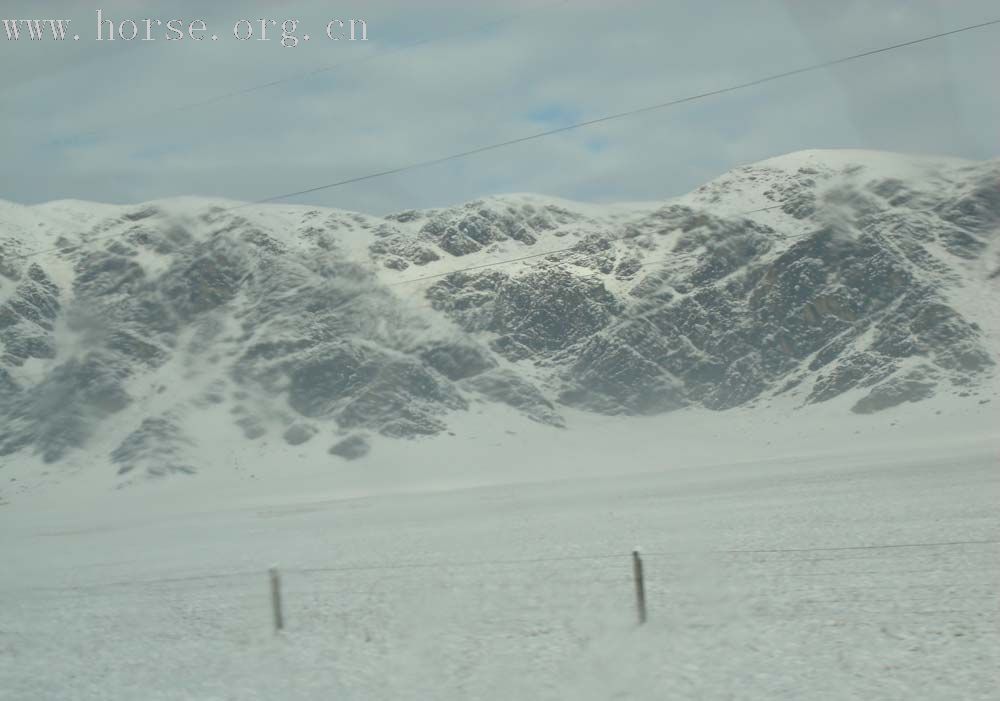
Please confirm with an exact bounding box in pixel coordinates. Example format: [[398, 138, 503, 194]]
[[1, 149, 997, 485]]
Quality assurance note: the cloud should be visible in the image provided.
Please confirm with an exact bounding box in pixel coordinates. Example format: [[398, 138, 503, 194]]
[[2, 0, 998, 213]]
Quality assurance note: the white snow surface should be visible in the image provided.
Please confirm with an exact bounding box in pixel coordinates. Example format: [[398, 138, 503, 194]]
[[1, 149, 999, 699], [1, 393, 998, 700]]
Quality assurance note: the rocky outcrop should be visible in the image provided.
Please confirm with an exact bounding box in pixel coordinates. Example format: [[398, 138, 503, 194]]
[[0, 150, 996, 480]]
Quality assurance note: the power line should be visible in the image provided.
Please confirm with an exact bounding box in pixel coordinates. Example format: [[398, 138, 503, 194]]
[[12, 536, 998, 595], [709, 537, 1000, 556], [229, 18, 1000, 209], [764, 565, 1000, 579], [9, 19, 996, 263], [294, 551, 627, 576], [293, 537, 1000, 573]]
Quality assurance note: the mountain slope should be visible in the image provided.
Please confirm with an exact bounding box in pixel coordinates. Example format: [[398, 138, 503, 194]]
[[0, 149, 997, 485]]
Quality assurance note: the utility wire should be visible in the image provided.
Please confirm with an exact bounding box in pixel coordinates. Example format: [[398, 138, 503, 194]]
[[710, 538, 1000, 556], [292, 537, 1000, 575], [8, 19, 997, 262], [228, 18, 1000, 209], [13, 537, 998, 594]]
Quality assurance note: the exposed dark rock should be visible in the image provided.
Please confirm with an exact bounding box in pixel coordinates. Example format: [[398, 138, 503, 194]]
[[287, 343, 378, 417], [418, 201, 547, 256], [161, 248, 246, 320], [5, 353, 132, 463], [329, 434, 370, 460], [558, 320, 688, 414], [111, 414, 195, 476], [283, 423, 317, 446], [807, 353, 896, 404], [235, 415, 266, 440], [488, 267, 622, 358], [370, 235, 441, 267], [417, 341, 496, 381], [463, 369, 564, 426], [0, 152, 996, 482], [851, 375, 936, 414]]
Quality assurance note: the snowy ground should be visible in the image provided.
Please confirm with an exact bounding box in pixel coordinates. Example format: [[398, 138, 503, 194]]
[[2, 395, 999, 700]]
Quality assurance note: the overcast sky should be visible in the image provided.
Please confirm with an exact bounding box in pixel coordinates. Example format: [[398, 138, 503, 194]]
[[1, 0, 998, 214]]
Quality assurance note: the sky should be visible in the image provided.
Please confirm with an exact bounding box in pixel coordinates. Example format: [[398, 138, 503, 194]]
[[1, 0, 998, 215]]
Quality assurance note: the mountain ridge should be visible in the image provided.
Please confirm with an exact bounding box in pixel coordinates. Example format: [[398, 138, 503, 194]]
[[1, 149, 997, 487]]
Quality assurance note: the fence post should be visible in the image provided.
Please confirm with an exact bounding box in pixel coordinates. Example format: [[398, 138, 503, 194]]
[[269, 566, 284, 632], [632, 549, 647, 625]]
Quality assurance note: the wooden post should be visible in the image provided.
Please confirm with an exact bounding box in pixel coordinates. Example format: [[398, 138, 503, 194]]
[[269, 566, 284, 632], [632, 549, 647, 625]]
